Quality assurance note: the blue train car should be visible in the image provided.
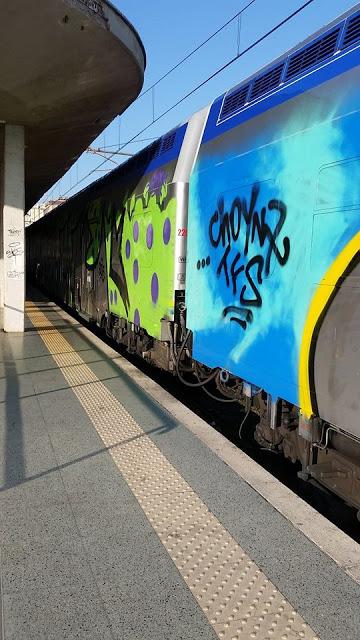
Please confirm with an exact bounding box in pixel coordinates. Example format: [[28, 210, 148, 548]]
[[187, 7, 360, 457]]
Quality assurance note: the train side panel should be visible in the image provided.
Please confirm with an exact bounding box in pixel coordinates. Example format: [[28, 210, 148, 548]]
[[186, 50, 360, 437], [28, 127, 187, 341], [94, 155, 181, 339], [27, 112, 208, 349]]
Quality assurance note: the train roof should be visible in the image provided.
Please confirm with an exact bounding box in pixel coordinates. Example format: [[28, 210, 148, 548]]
[[34, 121, 188, 222], [202, 2, 360, 143], [32, 3, 360, 223]]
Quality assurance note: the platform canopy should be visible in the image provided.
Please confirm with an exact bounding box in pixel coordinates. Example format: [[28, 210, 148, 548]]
[[0, 0, 146, 210], [0, 0, 145, 333]]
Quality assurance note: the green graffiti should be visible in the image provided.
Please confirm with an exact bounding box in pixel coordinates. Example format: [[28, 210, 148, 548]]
[[85, 201, 102, 269], [106, 174, 176, 339]]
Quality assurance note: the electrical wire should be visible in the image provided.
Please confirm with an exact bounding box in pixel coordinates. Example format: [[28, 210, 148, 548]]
[[94, 137, 160, 149], [176, 368, 218, 388], [238, 406, 252, 439], [201, 382, 239, 404], [54, 0, 316, 201], [193, 363, 239, 403], [42, 2, 254, 204], [175, 343, 239, 400], [138, 0, 256, 98], [175, 330, 219, 387]]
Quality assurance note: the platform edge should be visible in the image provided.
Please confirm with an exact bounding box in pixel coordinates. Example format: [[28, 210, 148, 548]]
[[52, 302, 360, 585]]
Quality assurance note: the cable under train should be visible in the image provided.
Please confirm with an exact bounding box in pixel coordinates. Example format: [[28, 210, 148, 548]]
[[27, 4, 360, 516]]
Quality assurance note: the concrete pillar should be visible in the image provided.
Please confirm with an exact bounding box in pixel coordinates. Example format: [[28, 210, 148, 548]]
[[2, 125, 25, 332], [0, 125, 4, 318]]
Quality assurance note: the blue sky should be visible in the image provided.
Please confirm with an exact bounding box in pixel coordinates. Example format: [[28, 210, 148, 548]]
[[41, 0, 358, 203]]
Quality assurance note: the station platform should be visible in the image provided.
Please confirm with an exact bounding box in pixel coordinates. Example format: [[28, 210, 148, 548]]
[[0, 290, 359, 640]]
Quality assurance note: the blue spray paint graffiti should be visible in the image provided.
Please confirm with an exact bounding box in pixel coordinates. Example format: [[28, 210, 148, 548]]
[[186, 70, 360, 407]]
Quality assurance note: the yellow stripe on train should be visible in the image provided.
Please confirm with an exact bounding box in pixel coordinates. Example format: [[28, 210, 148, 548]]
[[299, 231, 360, 419]]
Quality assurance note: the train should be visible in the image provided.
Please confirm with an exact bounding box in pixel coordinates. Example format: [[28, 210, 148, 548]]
[[27, 4, 360, 516]]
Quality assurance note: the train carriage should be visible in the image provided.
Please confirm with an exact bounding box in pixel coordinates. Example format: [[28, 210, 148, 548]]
[[185, 5, 360, 508], [27, 111, 207, 368]]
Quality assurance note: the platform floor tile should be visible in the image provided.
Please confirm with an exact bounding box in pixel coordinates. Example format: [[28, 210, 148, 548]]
[[22, 300, 321, 640]]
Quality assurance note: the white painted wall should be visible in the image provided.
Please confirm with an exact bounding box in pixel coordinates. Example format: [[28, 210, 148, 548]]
[[2, 125, 25, 332]]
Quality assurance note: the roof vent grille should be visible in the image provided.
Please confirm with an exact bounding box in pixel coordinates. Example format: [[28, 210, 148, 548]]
[[341, 14, 360, 50], [285, 27, 340, 81], [130, 141, 161, 170], [148, 140, 162, 161], [249, 63, 284, 101], [161, 131, 176, 154], [220, 84, 250, 120]]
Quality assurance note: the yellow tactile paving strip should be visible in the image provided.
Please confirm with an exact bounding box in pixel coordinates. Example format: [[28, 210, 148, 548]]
[[27, 302, 320, 640]]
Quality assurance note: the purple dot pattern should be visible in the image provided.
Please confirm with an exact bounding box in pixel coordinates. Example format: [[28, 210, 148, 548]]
[[151, 273, 159, 304], [133, 221, 139, 242], [120, 204, 175, 324], [146, 224, 153, 249], [133, 259, 139, 284], [163, 218, 171, 245]]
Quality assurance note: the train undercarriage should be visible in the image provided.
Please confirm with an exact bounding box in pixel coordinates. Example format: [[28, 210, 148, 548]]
[[101, 308, 360, 520]]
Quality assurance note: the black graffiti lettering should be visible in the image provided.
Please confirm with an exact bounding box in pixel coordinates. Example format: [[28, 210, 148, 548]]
[[240, 255, 263, 308], [250, 207, 268, 250], [209, 210, 219, 247], [232, 318, 247, 330], [221, 212, 231, 248], [230, 251, 244, 295], [209, 210, 221, 247], [109, 204, 130, 314], [207, 182, 290, 330], [266, 199, 290, 274], [216, 244, 231, 287], [229, 197, 242, 241], [86, 202, 130, 315], [210, 196, 237, 249], [242, 183, 259, 255], [223, 306, 253, 330], [209, 197, 224, 247]]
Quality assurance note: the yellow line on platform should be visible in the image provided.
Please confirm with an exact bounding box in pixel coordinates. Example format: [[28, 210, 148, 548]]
[[27, 301, 319, 640]]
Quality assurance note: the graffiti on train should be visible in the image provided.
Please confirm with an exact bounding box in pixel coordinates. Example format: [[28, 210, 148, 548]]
[[199, 183, 290, 330], [85, 170, 177, 339]]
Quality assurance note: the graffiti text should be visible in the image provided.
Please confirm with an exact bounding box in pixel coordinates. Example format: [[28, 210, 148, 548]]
[[208, 183, 290, 329]]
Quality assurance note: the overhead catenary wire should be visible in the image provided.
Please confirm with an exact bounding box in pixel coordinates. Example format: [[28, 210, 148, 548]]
[[137, 0, 256, 98], [53, 0, 316, 202], [41, 2, 255, 205], [92, 137, 160, 149]]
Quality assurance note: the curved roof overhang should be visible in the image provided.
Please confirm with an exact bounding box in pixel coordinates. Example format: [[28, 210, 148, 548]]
[[0, 0, 146, 210]]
